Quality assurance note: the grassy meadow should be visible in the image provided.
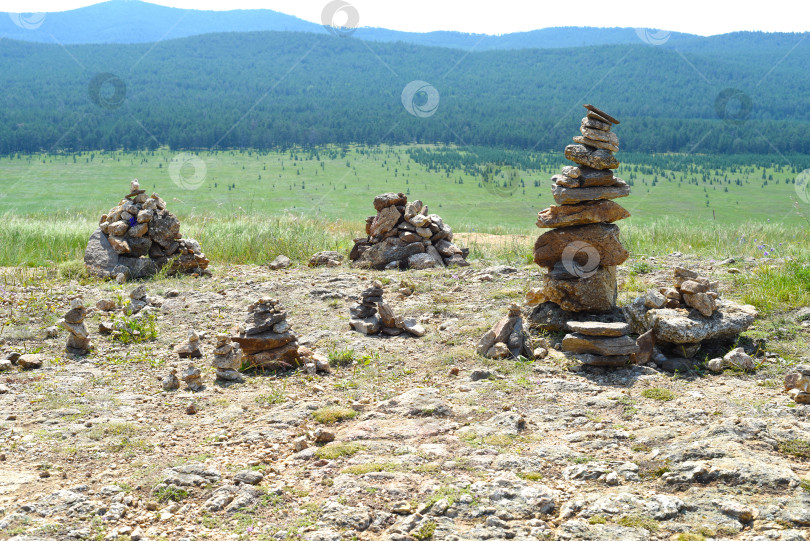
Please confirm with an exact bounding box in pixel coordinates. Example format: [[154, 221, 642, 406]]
[[0, 145, 809, 267]]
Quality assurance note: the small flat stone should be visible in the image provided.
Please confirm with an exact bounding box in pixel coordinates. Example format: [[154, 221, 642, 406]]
[[566, 321, 629, 337], [552, 181, 630, 205], [578, 354, 631, 367], [581, 117, 611, 131], [584, 104, 620, 125], [537, 200, 630, 228], [573, 135, 619, 153], [564, 145, 620, 170], [562, 333, 640, 356]]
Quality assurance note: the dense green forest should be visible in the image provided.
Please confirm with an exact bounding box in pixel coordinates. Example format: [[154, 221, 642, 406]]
[[0, 31, 808, 155]]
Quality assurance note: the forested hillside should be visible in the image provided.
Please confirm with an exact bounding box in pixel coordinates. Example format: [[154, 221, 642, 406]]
[[1, 31, 808, 155]]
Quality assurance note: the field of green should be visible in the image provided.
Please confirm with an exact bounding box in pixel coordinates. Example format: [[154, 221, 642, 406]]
[[1, 145, 809, 266]]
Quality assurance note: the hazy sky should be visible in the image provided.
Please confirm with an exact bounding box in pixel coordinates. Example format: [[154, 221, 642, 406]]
[[1, 0, 807, 36]]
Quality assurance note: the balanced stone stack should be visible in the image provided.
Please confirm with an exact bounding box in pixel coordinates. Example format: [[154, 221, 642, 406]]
[[643, 266, 720, 317], [561, 321, 639, 367], [784, 365, 810, 404], [212, 334, 244, 383], [231, 298, 300, 370], [476, 304, 533, 360], [349, 281, 426, 337], [530, 105, 630, 314], [181, 365, 204, 392], [177, 330, 203, 359], [60, 298, 91, 355], [349, 193, 469, 270], [85, 180, 210, 280]]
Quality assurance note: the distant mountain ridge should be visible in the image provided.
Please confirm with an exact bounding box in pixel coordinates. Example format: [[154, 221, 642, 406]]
[[0, 0, 792, 51]]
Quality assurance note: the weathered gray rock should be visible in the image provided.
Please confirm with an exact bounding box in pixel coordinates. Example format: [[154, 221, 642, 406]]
[[537, 200, 630, 228], [373, 192, 407, 211], [564, 144, 620, 170], [377, 387, 451, 417], [84, 228, 121, 278], [527, 265, 618, 313], [268, 254, 291, 270], [534, 223, 628, 269], [624, 297, 757, 345], [408, 252, 437, 270], [566, 321, 629, 337], [308, 251, 344, 268], [551, 180, 630, 205], [562, 334, 640, 356], [353, 237, 425, 270], [18, 354, 46, 369]]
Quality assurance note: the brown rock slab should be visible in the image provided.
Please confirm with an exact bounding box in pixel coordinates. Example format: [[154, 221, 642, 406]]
[[553, 174, 580, 188], [565, 145, 619, 170], [578, 167, 616, 187], [634, 329, 655, 365], [580, 126, 619, 145], [533, 265, 618, 313], [232, 331, 297, 354], [370, 206, 402, 237], [534, 223, 628, 269], [586, 110, 612, 124], [581, 117, 611, 131], [562, 333, 640, 356], [584, 104, 620, 125], [573, 135, 619, 153], [552, 181, 630, 205], [578, 354, 631, 367], [373, 192, 407, 212], [245, 342, 300, 369], [536, 200, 630, 228], [566, 321, 629, 337], [18, 354, 46, 369]]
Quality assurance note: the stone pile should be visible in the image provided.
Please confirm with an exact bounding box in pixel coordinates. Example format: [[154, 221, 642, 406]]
[[212, 334, 244, 383], [643, 266, 719, 317], [529, 104, 630, 314], [349, 281, 426, 337], [526, 105, 637, 367], [784, 365, 810, 404], [349, 192, 469, 270], [59, 298, 91, 355], [177, 330, 203, 359], [624, 268, 757, 361], [161, 369, 180, 391], [181, 365, 204, 392], [232, 298, 300, 370], [477, 304, 533, 360], [85, 179, 210, 280]]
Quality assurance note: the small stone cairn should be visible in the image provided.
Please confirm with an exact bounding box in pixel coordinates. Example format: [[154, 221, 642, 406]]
[[177, 330, 203, 359], [181, 365, 204, 392], [644, 266, 720, 316], [349, 281, 426, 337], [349, 192, 469, 270], [232, 298, 300, 370], [60, 298, 91, 355], [784, 365, 810, 404], [477, 304, 533, 360], [527, 105, 637, 367], [85, 179, 210, 280], [212, 334, 244, 383]]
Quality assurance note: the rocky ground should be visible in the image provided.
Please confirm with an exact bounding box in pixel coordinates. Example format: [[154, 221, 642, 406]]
[[0, 255, 809, 541]]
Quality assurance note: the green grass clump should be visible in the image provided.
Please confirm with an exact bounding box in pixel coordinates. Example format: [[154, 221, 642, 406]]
[[616, 514, 660, 531], [800, 479, 810, 493], [110, 311, 158, 344], [327, 349, 356, 368], [153, 485, 189, 503], [516, 471, 544, 481], [777, 439, 810, 459], [341, 462, 398, 475], [641, 388, 676, 401], [734, 261, 810, 313], [412, 521, 437, 540], [311, 406, 357, 424], [255, 389, 286, 406], [675, 534, 706, 541], [588, 515, 607, 525], [314, 442, 364, 460]]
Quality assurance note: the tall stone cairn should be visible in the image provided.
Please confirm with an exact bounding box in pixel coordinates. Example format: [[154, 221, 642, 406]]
[[531, 104, 630, 313], [85, 179, 210, 280]]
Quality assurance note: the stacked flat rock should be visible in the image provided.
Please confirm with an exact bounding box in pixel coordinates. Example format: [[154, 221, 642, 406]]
[[561, 321, 638, 367], [349, 280, 426, 337], [643, 266, 720, 317], [530, 105, 630, 314], [476, 304, 533, 360], [784, 365, 810, 404], [212, 334, 244, 382], [231, 298, 300, 370], [177, 330, 203, 359], [60, 298, 91, 355], [349, 192, 469, 270], [624, 267, 757, 359], [181, 365, 204, 392], [85, 179, 210, 280]]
